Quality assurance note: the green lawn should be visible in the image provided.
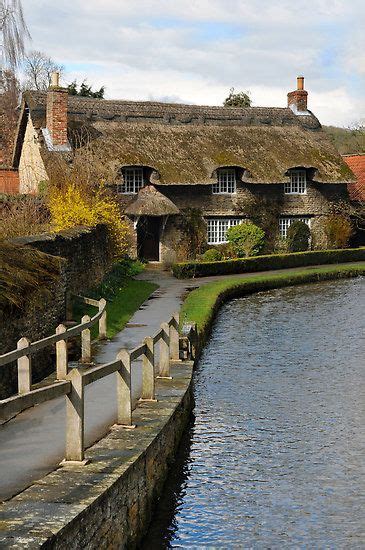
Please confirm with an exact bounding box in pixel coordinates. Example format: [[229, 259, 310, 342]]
[[74, 278, 158, 339], [180, 263, 365, 335]]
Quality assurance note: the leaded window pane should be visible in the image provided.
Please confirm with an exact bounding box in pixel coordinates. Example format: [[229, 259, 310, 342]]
[[213, 169, 237, 194], [285, 170, 307, 194], [118, 167, 144, 193], [206, 218, 241, 244]]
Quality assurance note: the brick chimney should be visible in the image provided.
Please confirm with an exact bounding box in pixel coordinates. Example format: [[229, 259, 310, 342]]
[[46, 72, 68, 147], [287, 76, 308, 113]]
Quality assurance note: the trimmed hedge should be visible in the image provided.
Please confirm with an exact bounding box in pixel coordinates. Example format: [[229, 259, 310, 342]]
[[172, 247, 365, 279]]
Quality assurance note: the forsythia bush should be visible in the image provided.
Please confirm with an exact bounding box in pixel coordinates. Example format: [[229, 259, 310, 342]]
[[49, 183, 131, 256]]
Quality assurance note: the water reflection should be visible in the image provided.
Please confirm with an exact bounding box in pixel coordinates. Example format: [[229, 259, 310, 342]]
[[142, 278, 365, 548]]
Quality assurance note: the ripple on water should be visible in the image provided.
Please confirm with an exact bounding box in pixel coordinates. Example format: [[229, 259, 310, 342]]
[[142, 278, 365, 549]]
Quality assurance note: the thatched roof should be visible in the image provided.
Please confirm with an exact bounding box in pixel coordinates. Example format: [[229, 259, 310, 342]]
[[125, 185, 179, 216], [12, 91, 354, 184]]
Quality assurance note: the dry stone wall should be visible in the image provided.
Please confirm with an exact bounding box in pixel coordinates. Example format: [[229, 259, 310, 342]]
[[0, 225, 112, 399]]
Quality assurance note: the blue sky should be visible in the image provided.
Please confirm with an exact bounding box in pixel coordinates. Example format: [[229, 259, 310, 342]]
[[21, 0, 365, 126]]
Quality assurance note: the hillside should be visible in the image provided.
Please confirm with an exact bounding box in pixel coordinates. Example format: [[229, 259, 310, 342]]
[[323, 125, 365, 155]]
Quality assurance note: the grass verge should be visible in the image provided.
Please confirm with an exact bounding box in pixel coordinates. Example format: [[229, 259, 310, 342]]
[[180, 263, 365, 342], [74, 278, 158, 340]]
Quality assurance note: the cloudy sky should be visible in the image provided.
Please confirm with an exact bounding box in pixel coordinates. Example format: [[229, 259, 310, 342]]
[[21, 0, 364, 127]]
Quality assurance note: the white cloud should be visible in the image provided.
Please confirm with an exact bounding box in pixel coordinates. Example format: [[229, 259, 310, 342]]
[[20, 0, 365, 126]]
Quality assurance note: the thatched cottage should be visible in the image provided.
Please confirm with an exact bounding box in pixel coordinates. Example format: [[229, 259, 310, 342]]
[[12, 74, 354, 262]]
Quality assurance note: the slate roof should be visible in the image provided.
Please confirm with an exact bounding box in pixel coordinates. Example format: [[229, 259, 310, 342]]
[[343, 155, 365, 202], [13, 90, 354, 185]]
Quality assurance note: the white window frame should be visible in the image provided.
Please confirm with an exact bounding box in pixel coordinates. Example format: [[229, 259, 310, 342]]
[[117, 167, 144, 194], [284, 170, 307, 194], [212, 168, 237, 194], [206, 218, 241, 245], [279, 217, 311, 239]]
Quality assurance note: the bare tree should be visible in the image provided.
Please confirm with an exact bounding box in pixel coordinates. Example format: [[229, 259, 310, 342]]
[[0, 68, 20, 164], [0, 0, 30, 68], [23, 50, 64, 91]]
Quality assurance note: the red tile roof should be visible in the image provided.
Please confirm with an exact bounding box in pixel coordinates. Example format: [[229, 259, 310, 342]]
[[343, 155, 365, 202], [0, 169, 19, 194]]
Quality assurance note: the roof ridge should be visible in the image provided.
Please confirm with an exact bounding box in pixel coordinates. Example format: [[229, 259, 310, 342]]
[[24, 90, 290, 112]]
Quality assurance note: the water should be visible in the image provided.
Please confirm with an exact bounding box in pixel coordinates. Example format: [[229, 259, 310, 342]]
[[143, 278, 365, 548]]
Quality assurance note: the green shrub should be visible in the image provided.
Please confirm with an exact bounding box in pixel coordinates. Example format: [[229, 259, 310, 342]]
[[226, 222, 265, 258], [88, 258, 144, 301], [172, 248, 365, 279], [201, 248, 223, 262], [287, 221, 311, 252]]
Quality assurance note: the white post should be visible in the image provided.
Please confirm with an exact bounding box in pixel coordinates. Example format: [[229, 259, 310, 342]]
[[81, 315, 91, 363], [17, 337, 32, 394], [98, 298, 107, 340], [116, 349, 133, 426], [65, 368, 85, 462], [142, 336, 155, 400], [169, 312, 180, 361], [159, 322, 171, 378], [56, 324, 68, 380]]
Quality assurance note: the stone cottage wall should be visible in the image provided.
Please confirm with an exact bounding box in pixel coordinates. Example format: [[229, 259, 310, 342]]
[[157, 182, 350, 262], [18, 117, 48, 194], [114, 181, 350, 263], [0, 225, 112, 399]]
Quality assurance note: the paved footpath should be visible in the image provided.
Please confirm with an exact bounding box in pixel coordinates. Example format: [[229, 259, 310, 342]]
[[0, 263, 362, 500]]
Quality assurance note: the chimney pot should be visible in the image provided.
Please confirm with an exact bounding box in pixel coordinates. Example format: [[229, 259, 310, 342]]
[[51, 71, 60, 88], [297, 76, 304, 90]]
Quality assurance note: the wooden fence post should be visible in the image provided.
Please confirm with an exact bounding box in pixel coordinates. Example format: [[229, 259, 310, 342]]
[[158, 322, 171, 378], [116, 349, 134, 427], [56, 324, 68, 380], [141, 336, 156, 401], [17, 337, 32, 394], [65, 368, 85, 462], [169, 312, 180, 361], [98, 299, 107, 340], [81, 315, 91, 363]]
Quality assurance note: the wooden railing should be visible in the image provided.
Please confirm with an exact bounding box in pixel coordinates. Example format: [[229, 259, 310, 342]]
[[0, 301, 197, 464]]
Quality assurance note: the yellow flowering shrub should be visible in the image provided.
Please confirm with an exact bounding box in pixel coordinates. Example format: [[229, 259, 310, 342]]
[[49, 183, 131, 257]]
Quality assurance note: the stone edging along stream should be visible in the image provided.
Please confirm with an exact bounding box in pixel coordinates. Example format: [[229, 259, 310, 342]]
[[1, 264, 364, 549]]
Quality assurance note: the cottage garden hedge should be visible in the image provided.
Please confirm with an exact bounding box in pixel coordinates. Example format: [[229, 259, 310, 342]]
[[172, 248, 365, 278]]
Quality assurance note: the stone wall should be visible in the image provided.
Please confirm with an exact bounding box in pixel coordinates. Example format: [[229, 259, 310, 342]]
[[0, 263, 66, 399], [0, 361, 194, 548], [14, 224, 112, 296], [0, 225, 112, 399]]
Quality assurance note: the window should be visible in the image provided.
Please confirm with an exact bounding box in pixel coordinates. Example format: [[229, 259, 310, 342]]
[[206, 218, 241, 244], [285, 170, 307, 194], [118, 167, 144, 194], [212, 168, 237, 194], [279, 217, 310, 238]]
